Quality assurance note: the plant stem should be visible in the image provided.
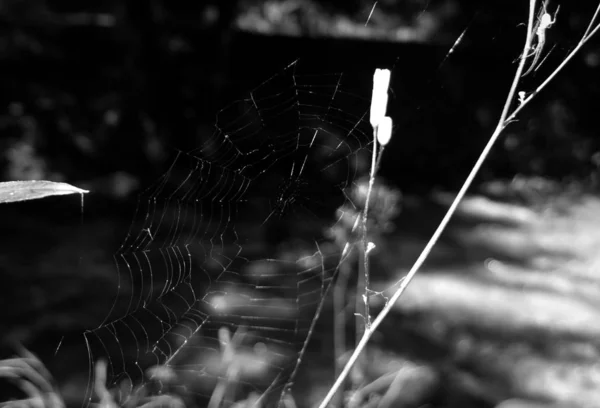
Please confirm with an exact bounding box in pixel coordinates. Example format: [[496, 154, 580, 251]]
[[319, 4, 600, 407], [318, 2, 538, 406], [333, 259, 351, 407], [360, 128, 380, 330]]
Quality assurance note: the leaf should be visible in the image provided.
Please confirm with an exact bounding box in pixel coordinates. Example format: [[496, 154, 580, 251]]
[[0, 180, 89, 204]]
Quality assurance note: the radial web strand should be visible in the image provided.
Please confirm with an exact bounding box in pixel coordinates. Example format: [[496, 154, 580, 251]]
[[81, 59, 376, 407]]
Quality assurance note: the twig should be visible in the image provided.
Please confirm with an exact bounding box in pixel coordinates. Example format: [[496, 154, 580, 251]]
[[359, 120, 380, 331], [319, 4, 600, 407], [499, 0, 538, 124], [333, 259, 351, 407], [583, 2, 600, 39], [318, 2, 540, 407], [510, 3, 600, 122]]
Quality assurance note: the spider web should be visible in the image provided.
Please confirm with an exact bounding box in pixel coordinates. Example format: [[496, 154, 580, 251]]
[[81, 59, 375, 407]]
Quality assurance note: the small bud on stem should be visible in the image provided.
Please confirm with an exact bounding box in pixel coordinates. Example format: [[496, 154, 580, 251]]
[[370, 69, 391, 129], [376, 116, 392, 146]]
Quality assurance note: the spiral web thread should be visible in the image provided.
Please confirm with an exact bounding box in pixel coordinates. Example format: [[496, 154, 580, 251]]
[[82, 59, 375, 407]]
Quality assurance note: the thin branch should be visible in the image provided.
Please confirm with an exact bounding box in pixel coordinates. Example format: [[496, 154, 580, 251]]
[[319, 3, 600, 407], [318, 1, 538, 407], [499, 0, 538, 124], [360, 131, 379, 329], [332, 259, 351, 407], [510, 17, 600, 123], [583, 2, 600, 39]]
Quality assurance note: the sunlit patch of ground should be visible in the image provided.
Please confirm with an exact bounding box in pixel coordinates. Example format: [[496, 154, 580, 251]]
[[365, 188, 600, 407]]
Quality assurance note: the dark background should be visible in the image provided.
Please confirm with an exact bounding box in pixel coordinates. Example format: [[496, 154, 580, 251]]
[[1, 0, 599, 194]]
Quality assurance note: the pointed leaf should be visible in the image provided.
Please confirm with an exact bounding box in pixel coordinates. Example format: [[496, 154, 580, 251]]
[[0, 180, 89, 204]]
